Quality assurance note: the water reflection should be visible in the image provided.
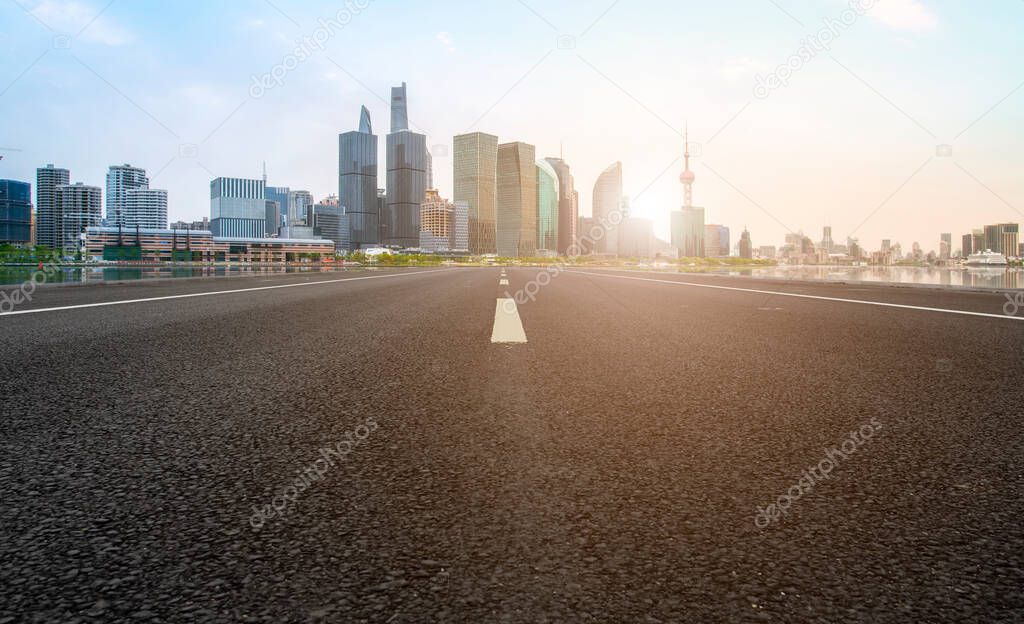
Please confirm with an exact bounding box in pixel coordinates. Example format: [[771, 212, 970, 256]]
[[0, 265, 366, 287], [711, 265, 1024, 290]]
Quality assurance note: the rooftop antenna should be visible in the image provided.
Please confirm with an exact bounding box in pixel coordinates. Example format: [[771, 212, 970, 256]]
[[262, 161, 267, 185]]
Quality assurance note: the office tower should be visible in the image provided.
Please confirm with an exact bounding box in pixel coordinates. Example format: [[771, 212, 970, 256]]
[[536, 160, 559, 253], [265, 200, 281, 237], [961, 233, 973, 257], [265, 185, 289, 233], [705, 224, 730, 257], [287, 190, 313, 226], [592, 161, 623, 254], [940, 233, 952, 260], [496, 141, 538, 257], [544, 157, 577, 255], [55, 182, 102, 250], [453, 201, 469, 252], [670, 132, 705, 257], [105, 164, 150, 226], [739, 228, 753, 259], [340, 105, 379, 249], [454, 132, 499, 254], [999, 224, 1019, 258], [35, 164, 70, 249], [617, 217, 654, 257], [210, 177, 266, 237], [971, 230, 985, 256], [984, 224, 1001, 253], [821, 226, 834, 253], [0, 179, 32, 244], [384, 83, 427, 248], [313, 204, 348, 252], [391, 82, 409, 132], [124, 188, 168, 229]]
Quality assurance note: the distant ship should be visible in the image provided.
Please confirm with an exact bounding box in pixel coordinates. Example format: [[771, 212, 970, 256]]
[[965, 250, 1008, 266]]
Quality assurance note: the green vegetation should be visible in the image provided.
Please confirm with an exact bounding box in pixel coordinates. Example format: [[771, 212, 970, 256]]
[[0, 244, 63, 265]]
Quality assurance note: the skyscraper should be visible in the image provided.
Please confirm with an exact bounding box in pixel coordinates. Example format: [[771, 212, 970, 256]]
[[496, 141, 538, 257], [35, 164, 70, 249], [0, 179, 32, 245], [210, 177, 266, 237], [55, 182, 102, 250], [454, 132, 498, 254], [739, 228, 753, 259], [940, 233, 952, 260], [384, 83, 427, 248], [961, 233, 973, 257], [536, 159, 559, 253], [390, 82, 409, 132], [340, 105, 379, 249], [670, 132, 705, 257], [1000, 224, 1019, 259], [705, 224, 730, 257], [287, 190, 313, 226], [821, 226, 834, 253], [544, 156, 577, 255], [592, 162, 623, 255], [105, 164, 153, 226], [265, 185, 290, 234]]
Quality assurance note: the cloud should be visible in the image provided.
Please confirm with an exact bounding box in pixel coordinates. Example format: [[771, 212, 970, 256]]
[[436, 31, 455, 53], [863, 0, 938, 33], [31, 0, 134, 45]]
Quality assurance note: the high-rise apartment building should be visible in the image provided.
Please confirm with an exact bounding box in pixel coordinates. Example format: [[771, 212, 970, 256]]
[[496, 142, 538, 257], [35, 164, 70, 249], [1000, 224, 1019, 258], [961, 233, 973, 257], [0, 179, 32, 245], [454, 132, 498, 254], [418, 189, 469, 253], [984, 224, 1001, 253], [55, 182, 102, 250], [340, 105, 379, 249], [536, 160, 559, 253], [124, 188, 167, 229], [210, 177, 266, 238], [592, 162, 623, 254], [106, 164, 160, 226]]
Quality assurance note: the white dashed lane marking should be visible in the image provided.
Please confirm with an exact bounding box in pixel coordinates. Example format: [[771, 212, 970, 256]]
[[491, 297, 527, 343]]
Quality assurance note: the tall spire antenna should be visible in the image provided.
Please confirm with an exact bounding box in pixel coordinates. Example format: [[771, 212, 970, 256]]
[[262, 161, 267, 184], [680, 121, 695, 208]]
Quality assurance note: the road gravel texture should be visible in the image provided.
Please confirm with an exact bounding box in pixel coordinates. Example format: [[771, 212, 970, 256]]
[[1, 267, 1022, 623]]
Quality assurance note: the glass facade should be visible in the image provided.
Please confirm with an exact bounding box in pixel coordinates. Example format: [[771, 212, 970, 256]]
[[535, 160, 559, 253], [384, 130, 428, 247], [496, 142, 537, 258], [592, 162, 623, 255], [339, 128, 379, 248], [455, 132, 499, 255], [544, 158, 577, 255], [0, 179, 32, 244]]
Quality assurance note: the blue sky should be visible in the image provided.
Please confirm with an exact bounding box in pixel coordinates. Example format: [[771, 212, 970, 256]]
[[1, 0, 1022, 250]]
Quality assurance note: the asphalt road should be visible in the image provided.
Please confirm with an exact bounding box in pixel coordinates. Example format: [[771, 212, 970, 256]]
[[1, 267, 1022, 623]]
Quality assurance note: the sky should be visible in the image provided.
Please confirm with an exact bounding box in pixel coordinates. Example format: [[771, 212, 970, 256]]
[[0, 0, 1022, 252]]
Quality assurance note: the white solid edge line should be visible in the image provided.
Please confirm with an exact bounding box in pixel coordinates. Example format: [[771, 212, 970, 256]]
[[491, 298, 527, 343], [567, 270, 1024, 322], [0, 268, 456, 317]]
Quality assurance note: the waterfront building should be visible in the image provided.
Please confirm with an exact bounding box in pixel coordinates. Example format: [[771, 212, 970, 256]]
[[705, 224, 730, 257], [739, 228, 753, 259], [35, 164, 70, 249], [496, 141, 538, 257], [536, 160, 559, 253], [84, 226, 334, 262], [544, 156, 577, 255], [999, 224, 1019, 258], [210, 177, 266, 238], [940, 233, 952, 260], [340, 105, 379, 249], [454, 132, 498, 254], [592, 162, 623, 254], [106, 164, 166, 227], [54, 183, 102, 251], [313, 204, 350, 252], [0, 179, 33, 245], [265, 185, 289, 233]]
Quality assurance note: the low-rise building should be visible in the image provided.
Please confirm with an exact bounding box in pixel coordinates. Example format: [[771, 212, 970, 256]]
[[83, 226, 334, 263]]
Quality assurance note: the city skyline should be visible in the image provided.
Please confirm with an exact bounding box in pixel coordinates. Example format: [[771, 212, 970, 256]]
[[1, 0, 1020, 250]]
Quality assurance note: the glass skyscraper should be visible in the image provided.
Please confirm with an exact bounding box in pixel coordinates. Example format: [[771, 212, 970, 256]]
[[592, 162, 623, 255], [496, 141, 537, 258], [210, 177, 266, 238], [454, 132, 498, 254], [535, 160, 559, 253], [543, 157, 577, 255], [0, 179, 32, 245], [340, 105, 379, 249], [265, 185, 290, 235], [384, 84, 427, 248]]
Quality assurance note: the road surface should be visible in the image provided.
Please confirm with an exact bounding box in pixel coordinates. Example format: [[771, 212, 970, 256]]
[[1, 267, 1022, 622]]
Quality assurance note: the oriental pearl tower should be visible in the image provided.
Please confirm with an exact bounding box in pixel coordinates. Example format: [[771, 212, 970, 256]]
[[680, 124, 695, 208]]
